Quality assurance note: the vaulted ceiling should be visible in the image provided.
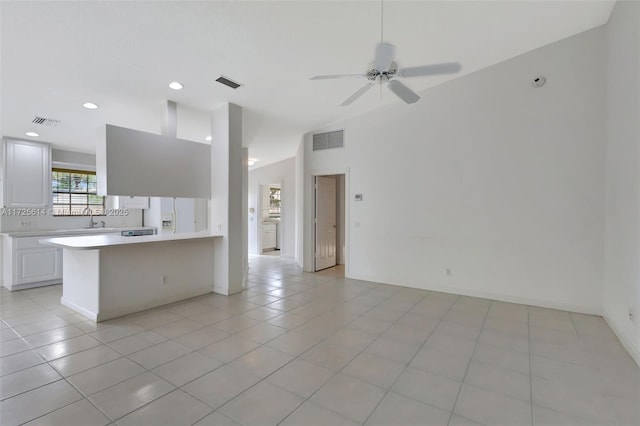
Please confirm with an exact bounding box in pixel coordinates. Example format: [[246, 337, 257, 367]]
[[1, 1, 615, 167]]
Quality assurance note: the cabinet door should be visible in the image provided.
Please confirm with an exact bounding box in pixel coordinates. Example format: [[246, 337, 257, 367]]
[[262, 229, 276, 249], [267, 231, 277, 248], [16, 247, 61, 284], [3, 139, 51, 208], [116, 196, 149, 210]]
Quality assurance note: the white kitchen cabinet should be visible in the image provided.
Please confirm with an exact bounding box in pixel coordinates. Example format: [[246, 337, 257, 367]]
[[115, 196, 149, 210], [3, 138, 51, 208], [17, 246, 61, 285], [3, 236, 61, 290], [262, 223, 277, 250]]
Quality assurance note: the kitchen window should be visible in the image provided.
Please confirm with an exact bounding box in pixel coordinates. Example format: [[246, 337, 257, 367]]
[[52, 168, 105, 216]]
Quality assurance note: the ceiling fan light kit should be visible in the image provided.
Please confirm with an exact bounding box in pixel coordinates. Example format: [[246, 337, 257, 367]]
[[311, 1, 462, 106]]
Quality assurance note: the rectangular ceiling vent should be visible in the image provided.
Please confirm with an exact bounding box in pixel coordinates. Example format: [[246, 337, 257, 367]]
[[215, 75, 241, 89], [313, 130, 344, 151], [32, 116, 60, 127]]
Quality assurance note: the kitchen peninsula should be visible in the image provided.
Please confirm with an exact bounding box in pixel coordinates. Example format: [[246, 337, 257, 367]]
[[41, 232, 222, 321]]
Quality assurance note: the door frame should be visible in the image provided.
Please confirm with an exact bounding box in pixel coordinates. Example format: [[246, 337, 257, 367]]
[[306, 168, 349, 276], [314, 176, 337, 271], [256, 180, 284, 255]]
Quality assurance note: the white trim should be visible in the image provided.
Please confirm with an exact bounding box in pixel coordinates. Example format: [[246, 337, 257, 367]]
[[603, 313, 640, 368], [52, 161, 96, 172], [347, 271, 602, 316], [306, 168, 350, 277], [5, 279, 62, 291], [242, 262, 249, 290], [61, 297, 98, 321], [213, 285, 230, 296]]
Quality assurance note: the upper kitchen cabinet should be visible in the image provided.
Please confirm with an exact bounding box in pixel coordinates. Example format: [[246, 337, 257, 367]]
[[114, 195, 149, 210], [3, 138, 51, 208]]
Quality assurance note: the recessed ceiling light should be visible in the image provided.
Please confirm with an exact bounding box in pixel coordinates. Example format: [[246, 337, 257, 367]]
[[205, 136, 212, 142], [25, 131, 40, 137], [169, 81, 183, 90], [83, 102, 99, 109], [248, 159, 257, 166]]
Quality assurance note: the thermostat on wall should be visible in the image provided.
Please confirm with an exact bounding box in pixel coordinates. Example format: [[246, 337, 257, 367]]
[[354, 194, 363, 201]]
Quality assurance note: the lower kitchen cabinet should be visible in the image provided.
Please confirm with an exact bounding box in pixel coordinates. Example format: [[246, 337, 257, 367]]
[[3, 236, 62, 290], [262, 223, 277, 251]]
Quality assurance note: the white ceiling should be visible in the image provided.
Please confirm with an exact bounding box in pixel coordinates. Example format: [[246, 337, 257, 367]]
[[1, 0, 615, 168]]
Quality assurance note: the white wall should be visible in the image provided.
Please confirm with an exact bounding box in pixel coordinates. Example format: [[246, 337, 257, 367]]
[[248, 157, 296, 258], [301, 27, 606, 314], [603, 0, 640, 365]]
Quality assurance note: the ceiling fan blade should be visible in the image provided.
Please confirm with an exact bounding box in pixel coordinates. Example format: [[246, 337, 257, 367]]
[[374, 42, 395, 71], [397, 62, 462, 78], [310, 74, 367, 80], [387, 80, 420, 104], [341, 82, 375, 106]]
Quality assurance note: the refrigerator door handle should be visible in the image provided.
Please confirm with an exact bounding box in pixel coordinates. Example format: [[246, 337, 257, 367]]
[[172, 198, 177, 234]]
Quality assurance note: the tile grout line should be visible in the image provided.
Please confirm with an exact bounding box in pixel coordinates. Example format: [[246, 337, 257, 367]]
[[153, 269, 379, 423], [359, 293, 461, 426], [567, 311, 582, 341], [272, 283, 417, 425], [5, 268, 366, 426], [565, 313, 625, 426], [445, 299, 492, 426], [4, 257, 634, 426], [226, 286, 398, 424]]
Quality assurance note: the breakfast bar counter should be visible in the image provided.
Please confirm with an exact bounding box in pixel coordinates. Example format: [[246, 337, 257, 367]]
[[41, 232, 222, 321]]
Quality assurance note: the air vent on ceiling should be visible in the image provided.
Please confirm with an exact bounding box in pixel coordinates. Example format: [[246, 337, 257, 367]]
[[313, 130, 344, 151], [32, 116, 60, 127], [215, 76, 241, 89]]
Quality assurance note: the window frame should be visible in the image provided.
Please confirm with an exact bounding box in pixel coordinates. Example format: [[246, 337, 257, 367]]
[[51, 168, 106, 217]]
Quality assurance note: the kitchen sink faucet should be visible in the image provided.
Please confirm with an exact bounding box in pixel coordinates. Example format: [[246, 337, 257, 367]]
[[82, 207, 98, 228]]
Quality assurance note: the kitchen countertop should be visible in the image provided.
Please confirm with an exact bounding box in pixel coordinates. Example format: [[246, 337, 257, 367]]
[[40, 231, 222, 250], [1, 227, 155, 238]]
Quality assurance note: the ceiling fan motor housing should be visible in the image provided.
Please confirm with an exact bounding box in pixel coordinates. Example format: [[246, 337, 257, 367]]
[[367, 61, 398, 81]]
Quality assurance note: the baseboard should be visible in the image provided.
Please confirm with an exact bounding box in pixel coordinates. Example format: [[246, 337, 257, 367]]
[[6, 279, 62, 292], [241, 263, 250, 290], [603, 313, 640, 368], [213, 285, 230, 296], [61, 297, 98, 321], [346, 272, 602, 316]]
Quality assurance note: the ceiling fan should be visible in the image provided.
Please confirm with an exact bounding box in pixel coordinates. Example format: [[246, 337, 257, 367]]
[[311, 1, 462, 106]]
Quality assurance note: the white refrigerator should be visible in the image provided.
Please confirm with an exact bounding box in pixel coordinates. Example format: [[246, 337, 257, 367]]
[[145, 197, 207, 234], [160, 198, 195, 234]]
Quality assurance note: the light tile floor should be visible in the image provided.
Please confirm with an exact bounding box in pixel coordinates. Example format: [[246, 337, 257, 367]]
[[1, 255, 638, 426]]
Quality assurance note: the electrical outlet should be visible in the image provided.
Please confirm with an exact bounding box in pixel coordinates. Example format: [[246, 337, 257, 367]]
[[161, 275, 167, 285]]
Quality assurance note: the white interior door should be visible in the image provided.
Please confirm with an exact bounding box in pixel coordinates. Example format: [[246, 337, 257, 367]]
[[315, 176, 337, 271]]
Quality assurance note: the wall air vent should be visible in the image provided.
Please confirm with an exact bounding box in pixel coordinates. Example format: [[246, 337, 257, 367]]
[[215, 76, 241, 89], [313, 130, 344, 151], [32, 116, 60, 127]]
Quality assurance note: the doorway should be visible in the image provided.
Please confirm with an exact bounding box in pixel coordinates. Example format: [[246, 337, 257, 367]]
[[259, 183, 282, 256], [314, 174, 346, 272]]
